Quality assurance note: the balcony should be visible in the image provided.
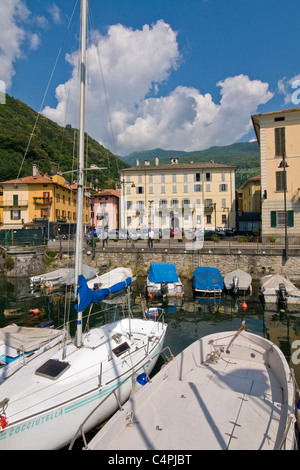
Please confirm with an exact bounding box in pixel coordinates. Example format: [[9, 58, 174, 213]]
[[204, 205, 214, 212], [33, 197, 53, 205]]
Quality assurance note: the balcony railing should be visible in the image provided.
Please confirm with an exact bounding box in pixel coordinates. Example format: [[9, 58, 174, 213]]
[[33, 197, 53, 205]]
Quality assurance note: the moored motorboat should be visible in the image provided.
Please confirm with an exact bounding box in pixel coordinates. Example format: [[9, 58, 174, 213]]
[[260, 274, 300, 305], [86, 323, 297, 450], [224, 269, 252, 295], [30, 264, 99, 289], [146, 263, 183, 298], [192, 266, 223, 296]]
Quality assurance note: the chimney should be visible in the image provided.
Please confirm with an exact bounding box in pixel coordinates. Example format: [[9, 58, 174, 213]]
[[155, 157, 159, 166], [145, 160, 150, 165], [170, 157, 179, 165], [190, 159, 194, 164], [136, 159, 140, 166], [33, 164, 38, 178]]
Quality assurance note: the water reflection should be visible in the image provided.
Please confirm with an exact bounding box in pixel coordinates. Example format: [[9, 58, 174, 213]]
[[0, 274, 299, 385]]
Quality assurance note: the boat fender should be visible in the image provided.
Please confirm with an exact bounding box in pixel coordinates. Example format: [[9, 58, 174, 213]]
[[30, 308, 41, 315], [0, 415, 8, 430], [148, 290, 153, 301], [177, 291, 184, 298], [136, 373, 149, 386], [242, 302, 247, 310]]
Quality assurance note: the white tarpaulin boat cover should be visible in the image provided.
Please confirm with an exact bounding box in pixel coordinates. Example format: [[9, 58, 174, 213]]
[[260, 274, 300, 297], [224, 269, 252, 291], [30, 264, 99, 286], [0, 324, 63, 352]]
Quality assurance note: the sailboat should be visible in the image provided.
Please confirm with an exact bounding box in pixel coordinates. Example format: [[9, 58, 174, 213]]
[[0, 0, 167, 450]]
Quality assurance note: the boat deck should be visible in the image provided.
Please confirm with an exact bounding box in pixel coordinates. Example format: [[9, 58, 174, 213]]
[[96, 353, 286, 450]]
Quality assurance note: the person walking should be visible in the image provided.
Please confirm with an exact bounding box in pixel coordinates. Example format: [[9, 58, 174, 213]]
[[147, 227, 154, 248]]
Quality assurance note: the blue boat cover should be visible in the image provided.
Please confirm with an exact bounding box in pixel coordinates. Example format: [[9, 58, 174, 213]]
[[75, 274, 132, 312], [148, 263, 178, 283], [192, 267, 224, 291]]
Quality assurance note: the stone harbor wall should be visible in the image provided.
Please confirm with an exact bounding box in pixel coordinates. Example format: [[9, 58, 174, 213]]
[[1, 245, 300, 282]]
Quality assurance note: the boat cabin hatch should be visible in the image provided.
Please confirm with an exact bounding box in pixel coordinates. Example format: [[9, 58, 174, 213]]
[[35, 359, 70, 380], [112, 342, 130, 357]]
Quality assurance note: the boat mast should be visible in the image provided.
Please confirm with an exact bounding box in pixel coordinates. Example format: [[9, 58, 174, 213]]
[[75, 0, 87, 348]]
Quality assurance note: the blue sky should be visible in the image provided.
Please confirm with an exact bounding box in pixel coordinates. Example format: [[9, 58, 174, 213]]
[[1, 0, 300, 156]]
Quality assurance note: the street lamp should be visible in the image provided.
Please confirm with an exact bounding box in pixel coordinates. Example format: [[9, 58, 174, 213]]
[[278, 152, 289, 261]]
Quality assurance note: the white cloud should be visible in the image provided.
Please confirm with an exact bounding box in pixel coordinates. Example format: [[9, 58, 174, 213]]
[[0, 0, 30, 88], [47, 4, 62, 25], [42, 21, 274, 156]]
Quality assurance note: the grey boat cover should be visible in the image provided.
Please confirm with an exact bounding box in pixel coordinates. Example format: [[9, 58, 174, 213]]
[[0, 324, 63, 353], [224, 269, 252, 290], [30, 264, 98, 286], [260, 274, 300, 297]]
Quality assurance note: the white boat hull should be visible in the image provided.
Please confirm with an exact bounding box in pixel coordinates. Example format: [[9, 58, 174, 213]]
[[0, 318, 167, 450], [87, 328, 296, 450]]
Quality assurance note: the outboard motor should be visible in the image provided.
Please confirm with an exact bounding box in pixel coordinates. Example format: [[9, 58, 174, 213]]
[[278, 283, 287, 304], [161, 281, 168, 296], [232, 276, 239, 294]]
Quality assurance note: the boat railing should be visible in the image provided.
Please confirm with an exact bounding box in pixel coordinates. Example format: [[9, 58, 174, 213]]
[[68, 345, 173, 450], [277, 368, 299, 450]]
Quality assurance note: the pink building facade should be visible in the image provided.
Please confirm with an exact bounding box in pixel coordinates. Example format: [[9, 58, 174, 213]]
[[91, 189, 120, 231]]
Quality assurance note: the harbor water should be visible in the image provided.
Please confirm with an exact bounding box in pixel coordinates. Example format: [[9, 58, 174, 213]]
[[1, 273, 300, 448]]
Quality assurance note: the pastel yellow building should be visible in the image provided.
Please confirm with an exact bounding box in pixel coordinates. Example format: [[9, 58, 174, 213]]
[[0, 165, 90, 237], [119, 157, 236, 236], [239, 175, 261, 213], [252, 108, 300, 242]]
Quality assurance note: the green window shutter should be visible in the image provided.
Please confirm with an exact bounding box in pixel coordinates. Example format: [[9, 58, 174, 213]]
[[288, 210, 294, 227], [275, 128, 286, 156], [270, 211, 277, 227]]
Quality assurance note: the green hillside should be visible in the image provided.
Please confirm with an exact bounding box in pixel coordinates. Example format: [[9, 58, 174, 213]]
[[122, 142, 260, 189], [0, 94, 129, 188]]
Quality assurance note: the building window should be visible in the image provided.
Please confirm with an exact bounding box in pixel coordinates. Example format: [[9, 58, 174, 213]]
[[149, 186, 153, 194], [194, 184, 202, 192], [159, 199, 167, 209], [205, 173, 211, 182], [221, 172, 226, 182], [172, 173, 177, 182], [206, 184, 211, 192], [222, 198, 226, 208], [206, 215, 211, 224], [126, 201, 132, 210], [138, 174, 142, 184], [205, 199, 213, 208], [222, 214, 227, 224], [172, 185, 177, 193], [149, 175, 153, 183], [182, 199, 190, 208], [275, 127, 285, 157], [183, 173, 188, 182], [127, 216, 132, 226], [13, 194, 18, 205], [195, 173, 201, 182], [271, 210, 294, 227], [183, 185, 188, 193], [136, 186, 144, 194], [161, 174, 165, 183], [161, 186, 166, 194], [275, 171, 287, 191], [11, 209, 21, 220], [136, 201, 144, 210], [171, 199, 179, 208], [219, 184, 228, 192]]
